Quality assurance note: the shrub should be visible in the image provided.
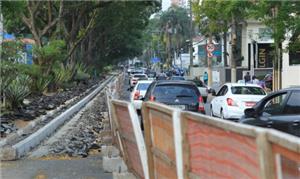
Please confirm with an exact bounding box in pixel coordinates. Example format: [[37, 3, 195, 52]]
[[35, 76, 52, 94], [52, 63, 73, 88], [74, 62, 90, 82], [5, 74, 32, 110]]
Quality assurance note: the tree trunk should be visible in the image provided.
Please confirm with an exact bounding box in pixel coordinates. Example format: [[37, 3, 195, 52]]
[[230, 13, 237, 83]]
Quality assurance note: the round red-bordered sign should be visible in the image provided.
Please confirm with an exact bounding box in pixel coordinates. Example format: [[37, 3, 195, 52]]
[[206, 43, 215, 52]]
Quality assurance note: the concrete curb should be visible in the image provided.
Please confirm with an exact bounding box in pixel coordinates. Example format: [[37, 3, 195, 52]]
[[8, 76, 115, 159], [0, 81, 100, 148]]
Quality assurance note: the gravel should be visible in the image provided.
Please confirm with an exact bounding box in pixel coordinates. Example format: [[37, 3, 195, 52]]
[[47, 91, 108, 157]]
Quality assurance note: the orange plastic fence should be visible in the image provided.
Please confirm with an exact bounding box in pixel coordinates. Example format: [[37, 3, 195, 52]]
[[111, 100, 144, 179], [181, 112, 261, 179]]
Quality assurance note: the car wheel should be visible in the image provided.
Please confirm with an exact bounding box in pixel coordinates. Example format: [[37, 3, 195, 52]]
[[220, 109, 225, 119]]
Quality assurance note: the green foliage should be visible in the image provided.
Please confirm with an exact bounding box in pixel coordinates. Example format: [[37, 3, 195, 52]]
[[34, 76, 52, 94], [4, 74, 32, 110], [74, 63, 90, 81], [103, 65, 113, 74], [52, 63, 73, 88], [1, 41, 24, 61], [33, 40, 66, 66]]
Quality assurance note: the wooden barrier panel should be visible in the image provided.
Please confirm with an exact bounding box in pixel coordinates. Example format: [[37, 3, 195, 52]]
[[267, 131, 300, 179], [180, 112, 264, 179], [142, 102, 183, 179], [111, 100, 148, 179]]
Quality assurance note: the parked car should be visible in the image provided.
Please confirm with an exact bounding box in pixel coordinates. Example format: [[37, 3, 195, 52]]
[[143, 80, 205, 113], [210, 83, 267, 121], [170, 76, 185, 80], [130, 80, 152, 114], [129, 74, 148, 89], [188, 79, 209, 103], [240, 87, 300, 137]]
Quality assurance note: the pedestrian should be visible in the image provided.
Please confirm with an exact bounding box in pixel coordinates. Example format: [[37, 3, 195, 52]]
[[203, 71, 208, 85], [244, 72, 251, 83], [252, 75, 259, 85]]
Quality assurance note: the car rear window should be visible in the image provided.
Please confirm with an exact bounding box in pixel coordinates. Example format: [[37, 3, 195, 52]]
[[153, 84, 199, 99], [231, 86, 266, 95], [134, 74, 146, 78], [171, 76, 185, 80], [137, 83, 151, 91]]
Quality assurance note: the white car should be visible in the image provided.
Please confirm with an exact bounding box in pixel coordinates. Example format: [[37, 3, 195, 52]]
[[188, 79, 209, 103], [210, 83, 267, 120], [129, 74, 148, 88], [130, 80, 152, 112]]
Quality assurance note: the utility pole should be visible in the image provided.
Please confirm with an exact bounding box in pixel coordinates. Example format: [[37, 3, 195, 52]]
[[230, 12, 237, 83], [207, 34, 213, 86], [189, 0, 193, 75], [272, 5, 280, 91]]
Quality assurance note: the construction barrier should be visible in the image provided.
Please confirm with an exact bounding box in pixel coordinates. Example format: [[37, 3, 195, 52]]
[[267, 131, 300, 179], [142, 102, 183, 179], [110, 100, 148, 179], [109, 98, 300, 179], [180, 111, 269, 179]]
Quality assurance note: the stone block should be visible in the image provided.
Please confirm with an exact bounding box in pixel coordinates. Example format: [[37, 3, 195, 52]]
[[102, 136, 113, 144], [0, 146, 17, 161], [113, 172, 137, 179], [101, 145, 120, 157], [103, 156, 128, 173]]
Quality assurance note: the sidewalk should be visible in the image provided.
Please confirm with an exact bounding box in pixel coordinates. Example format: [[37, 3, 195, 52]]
[[0, 153, 112, 179]]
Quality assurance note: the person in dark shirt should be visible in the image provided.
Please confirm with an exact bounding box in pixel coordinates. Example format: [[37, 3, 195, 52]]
[[244, 72, 251, 83]]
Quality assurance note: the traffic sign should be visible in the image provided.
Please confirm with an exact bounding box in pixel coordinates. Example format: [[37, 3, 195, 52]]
[[206, 43, 215, 52], [207, 52, 213, 58]]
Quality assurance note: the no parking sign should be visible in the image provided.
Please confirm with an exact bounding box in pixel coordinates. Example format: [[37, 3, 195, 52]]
[[206, 43, 215, 58]]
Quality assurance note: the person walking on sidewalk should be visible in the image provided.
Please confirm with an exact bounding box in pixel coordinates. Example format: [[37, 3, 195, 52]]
[[203, 71, 208, 85], [244, 72, 251, 84]]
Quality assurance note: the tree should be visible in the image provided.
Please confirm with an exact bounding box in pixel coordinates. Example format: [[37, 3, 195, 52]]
[[157, 6, 190, 67], [251, 0, 300, 90]]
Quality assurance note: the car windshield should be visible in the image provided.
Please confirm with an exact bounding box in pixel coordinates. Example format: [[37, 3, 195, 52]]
[[137, 83, 151, 91], [231, 86, 266, 95], [153, 84, 199, 99]]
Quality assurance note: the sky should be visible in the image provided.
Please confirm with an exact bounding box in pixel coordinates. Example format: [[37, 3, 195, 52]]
[[162, 0, 171, 11]]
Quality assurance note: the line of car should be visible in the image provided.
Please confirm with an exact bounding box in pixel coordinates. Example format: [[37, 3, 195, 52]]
[[127, 68, 300, 137]]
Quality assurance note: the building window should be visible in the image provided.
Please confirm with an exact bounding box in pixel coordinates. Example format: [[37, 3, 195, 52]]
[[289, 50, 300, 65]]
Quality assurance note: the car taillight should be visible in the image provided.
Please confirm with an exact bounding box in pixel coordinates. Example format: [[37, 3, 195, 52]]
[[134, 91, 140, 100], [227, 98, 238, 106], [150, 95, 155, 101], [198, 96, 205, 112]]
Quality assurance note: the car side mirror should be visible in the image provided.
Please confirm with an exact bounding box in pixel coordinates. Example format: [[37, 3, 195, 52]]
[[244, 108, 256, 118]]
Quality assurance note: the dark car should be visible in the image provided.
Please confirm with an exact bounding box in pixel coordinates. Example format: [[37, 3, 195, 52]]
[[240, 87, 300, 137], [143, 80, 205, 113], [170, 76, 185, 80]]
